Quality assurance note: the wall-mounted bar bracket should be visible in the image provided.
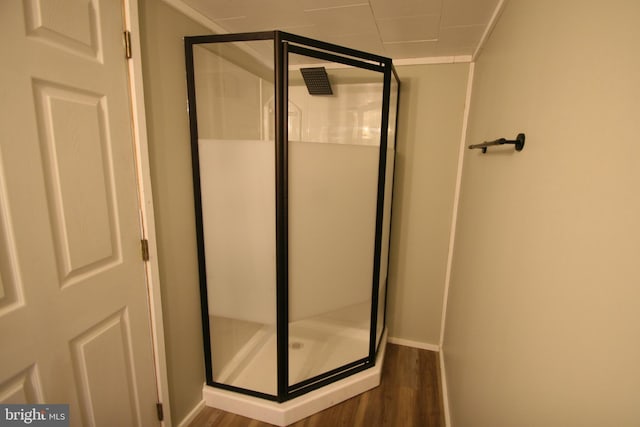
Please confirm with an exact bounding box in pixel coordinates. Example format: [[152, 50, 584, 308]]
[[469, 133, 525, 153]]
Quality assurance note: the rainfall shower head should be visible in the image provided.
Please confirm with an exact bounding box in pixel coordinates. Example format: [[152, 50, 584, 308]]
[[299, 67, 333, 95]]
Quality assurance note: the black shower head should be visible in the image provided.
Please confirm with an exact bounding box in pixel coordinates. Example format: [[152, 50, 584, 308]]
[[299, 67, 333, 95]]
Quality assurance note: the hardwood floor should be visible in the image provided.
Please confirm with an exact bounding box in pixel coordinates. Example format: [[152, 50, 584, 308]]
[[187, 344, 445, 427]]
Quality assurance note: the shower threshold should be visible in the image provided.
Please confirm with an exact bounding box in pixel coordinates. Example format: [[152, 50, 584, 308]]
[[202, 330, 387, 426]]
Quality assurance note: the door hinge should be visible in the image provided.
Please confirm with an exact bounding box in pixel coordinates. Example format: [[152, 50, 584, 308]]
[[141, 239, 149, 262], [156, 403, 164, 421], [124, 30, 132, 59]]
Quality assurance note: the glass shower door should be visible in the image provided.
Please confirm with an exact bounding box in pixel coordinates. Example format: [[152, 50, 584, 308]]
[[186, 31, 398, 402], [189, 38, 278, 397], [287, 48, 386, 389]]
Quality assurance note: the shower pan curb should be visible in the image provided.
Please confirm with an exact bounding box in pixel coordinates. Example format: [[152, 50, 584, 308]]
[[202, 331, 388, 426]]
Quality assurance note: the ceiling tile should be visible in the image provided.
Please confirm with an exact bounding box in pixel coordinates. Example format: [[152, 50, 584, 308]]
[[377, 15, 440, 43], [441, 0, 499, 27], [435, 43, 474, 56], [278, 25, 321, 38], [370, 0, 442, 19], [218, 0, 313, 32], [302, 0, 368, 11], [179, 0, 498, 61], [438, 25, 485, 47], [383, 40, 439, 58], [182, 0, 252, 20], [305, 4, 379, 37], [321, 33, 387, 57]]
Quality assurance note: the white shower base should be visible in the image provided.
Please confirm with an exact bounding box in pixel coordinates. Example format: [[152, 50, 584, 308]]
[[214, 303, 372, 393], [203, 330, 387, 426]]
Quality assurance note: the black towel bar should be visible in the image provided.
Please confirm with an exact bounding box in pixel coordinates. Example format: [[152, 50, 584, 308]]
[[469, 133, 525, 153]]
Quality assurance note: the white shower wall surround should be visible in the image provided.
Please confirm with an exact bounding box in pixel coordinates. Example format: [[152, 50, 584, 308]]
[[284, 84, 384, 145], [198, 138, 380, 323]]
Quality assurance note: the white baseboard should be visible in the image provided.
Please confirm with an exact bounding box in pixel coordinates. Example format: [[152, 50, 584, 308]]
[[387, 336, 440, 352], [439, 352, 451, 427], [177, 398, 205, 427]]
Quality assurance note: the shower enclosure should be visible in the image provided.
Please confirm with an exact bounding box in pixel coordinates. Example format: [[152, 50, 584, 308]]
[[185, 31, 399, 403]]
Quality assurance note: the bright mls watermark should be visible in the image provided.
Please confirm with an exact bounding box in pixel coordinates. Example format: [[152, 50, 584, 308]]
[[0, 405, 68, 426]]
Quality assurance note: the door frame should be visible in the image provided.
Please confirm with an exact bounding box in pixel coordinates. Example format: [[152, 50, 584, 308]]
[[123, 0, 172, 425]]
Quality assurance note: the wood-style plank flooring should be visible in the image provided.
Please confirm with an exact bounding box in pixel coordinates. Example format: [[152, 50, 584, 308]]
[[187, 344, 444, 427]]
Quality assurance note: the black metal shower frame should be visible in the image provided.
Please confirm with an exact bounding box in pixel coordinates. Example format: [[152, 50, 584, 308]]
[[184, 30, 400, 403]]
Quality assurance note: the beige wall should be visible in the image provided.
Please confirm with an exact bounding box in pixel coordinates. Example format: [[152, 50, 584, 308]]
[[387, 63, 469, 345], [443, 1, 640, 426], [138, 1, 208, 424]]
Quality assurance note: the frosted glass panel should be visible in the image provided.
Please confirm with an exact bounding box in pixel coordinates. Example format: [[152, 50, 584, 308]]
[[193, 40, 277, 395], [288, 55, 383, 386]]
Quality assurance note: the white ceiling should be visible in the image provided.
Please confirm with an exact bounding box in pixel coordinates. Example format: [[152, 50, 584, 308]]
[[177, 0, 501, 60]]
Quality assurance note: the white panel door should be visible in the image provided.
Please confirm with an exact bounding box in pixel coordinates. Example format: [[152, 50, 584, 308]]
[[0, 1, 159, 426]]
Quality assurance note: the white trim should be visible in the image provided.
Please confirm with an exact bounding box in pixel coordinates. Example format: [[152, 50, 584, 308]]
[[472, 0, 508, 61], [387, 337, 440, 352], [177, 399, 206, 427], [160, 0, 273, 70], [439, 62, 475, 349], [304, 3, 368, 12], [161, 0, 227, 34], [438, 61, 476, 427], [123, 1, 172, 425], [439, 350, 451, 427], [393, 55, 472, 66]]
